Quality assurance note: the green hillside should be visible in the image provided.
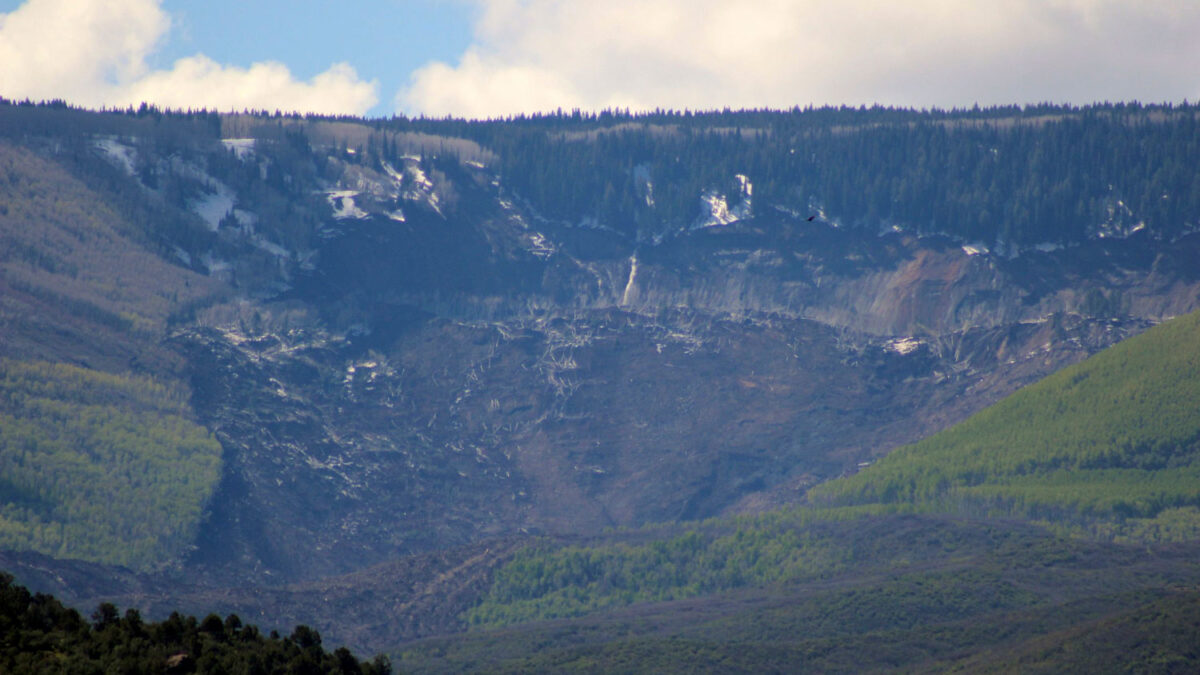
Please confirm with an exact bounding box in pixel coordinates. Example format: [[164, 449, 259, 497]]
[[466, 310, 1200, 629], [399, 517, 1200, 673], [809, 310, 1200, 541], [0, 132, 228, 571], [0, 360, 221, 570]]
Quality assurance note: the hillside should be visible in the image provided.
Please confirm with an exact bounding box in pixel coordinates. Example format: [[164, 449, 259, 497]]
[[2, 101, 1200, 660], [0, 135, 225, 569], [395, 517, 1200, 673], [387, 311, 1200, 671], [0, 361, 221, 569], [810, 308, 1200, 540], [450, 311, 1200, 629]]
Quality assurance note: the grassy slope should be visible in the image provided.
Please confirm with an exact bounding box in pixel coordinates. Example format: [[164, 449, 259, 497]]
[[809, 310, 1200, 539]]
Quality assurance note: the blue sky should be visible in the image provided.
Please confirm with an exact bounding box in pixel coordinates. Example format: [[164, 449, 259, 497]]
[[149, 0, 474, 116], [2, 1, 1199, 119], [0, 0, 475, 117]]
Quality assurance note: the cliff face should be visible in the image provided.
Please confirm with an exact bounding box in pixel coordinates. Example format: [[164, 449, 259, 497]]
[[172, 151, 1197, 584]]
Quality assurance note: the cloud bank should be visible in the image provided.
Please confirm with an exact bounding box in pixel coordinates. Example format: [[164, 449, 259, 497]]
[[0, 0, 378, 115], [399, 0, 1200, 119]]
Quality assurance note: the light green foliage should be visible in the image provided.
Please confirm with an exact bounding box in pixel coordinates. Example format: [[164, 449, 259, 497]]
[[467, 527, 848, 627], [809, 310, 1200, 539], [404, 518, 1200, 672], [466, 506, 903, 628], [0, 360, 221, 570]]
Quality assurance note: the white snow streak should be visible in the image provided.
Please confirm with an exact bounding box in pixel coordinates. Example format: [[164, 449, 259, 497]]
[[93, 138, 136, 176], [620, 253, 639, 305]]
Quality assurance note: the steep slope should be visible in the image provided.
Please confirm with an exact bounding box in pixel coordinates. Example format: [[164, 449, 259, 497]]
[[810, 309, 1200, 539], [0, 140, 222, 371]]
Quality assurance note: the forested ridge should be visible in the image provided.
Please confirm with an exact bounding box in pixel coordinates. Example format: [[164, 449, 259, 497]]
[[4, 99, 1199, 254], [383, 102, 1200, 247]]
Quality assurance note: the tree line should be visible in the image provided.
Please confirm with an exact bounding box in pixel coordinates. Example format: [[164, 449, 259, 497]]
[[0, 572, 391, 674]]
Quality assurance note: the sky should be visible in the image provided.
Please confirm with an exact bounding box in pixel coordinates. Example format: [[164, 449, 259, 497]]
[[1, 0, 1199, 120]]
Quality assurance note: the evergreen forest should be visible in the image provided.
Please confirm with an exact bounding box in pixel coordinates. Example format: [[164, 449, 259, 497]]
[[4, 100, 1200, 255], [0, 572, 390, 674]]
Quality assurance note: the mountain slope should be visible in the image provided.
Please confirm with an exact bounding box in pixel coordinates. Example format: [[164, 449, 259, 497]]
[[3, 102, 1200, 649], [455, 311, 1200, 633], [810, 309, 1200, 539], [388, 310, 1200, 671], [0, 138, 226, 569]]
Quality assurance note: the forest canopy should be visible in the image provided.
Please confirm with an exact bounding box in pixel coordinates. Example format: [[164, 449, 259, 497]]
[[0, 360, 221, 570]]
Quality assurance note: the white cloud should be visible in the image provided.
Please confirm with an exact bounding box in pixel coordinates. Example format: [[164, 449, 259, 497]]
[[0, 0, 378, 115], [398, 0, 1200, 119]]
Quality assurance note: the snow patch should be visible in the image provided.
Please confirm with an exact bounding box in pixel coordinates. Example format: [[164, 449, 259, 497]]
[[387, 209, 407, 222], [694, 191, 734, 228], [233, 209, 258, 228], [691, 175, 753, 229], [736, 174, 753, 198], [407, 164, 433, 190], [200, 252, 231, 274], [381, 161, 405, 184], [221, 138, 256, 160], [326, 190, 369, 220], [886, 337, 923, 355], [385, 158, 444, 217], [166, 155, 247, 232], [93, 138, 137, 176], [527, 232, 555, 258], [772, 205, 810, 221], [1092, 199, 1142, 239], [192, 185, 236, 231], [961, 242, 989, 256]]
